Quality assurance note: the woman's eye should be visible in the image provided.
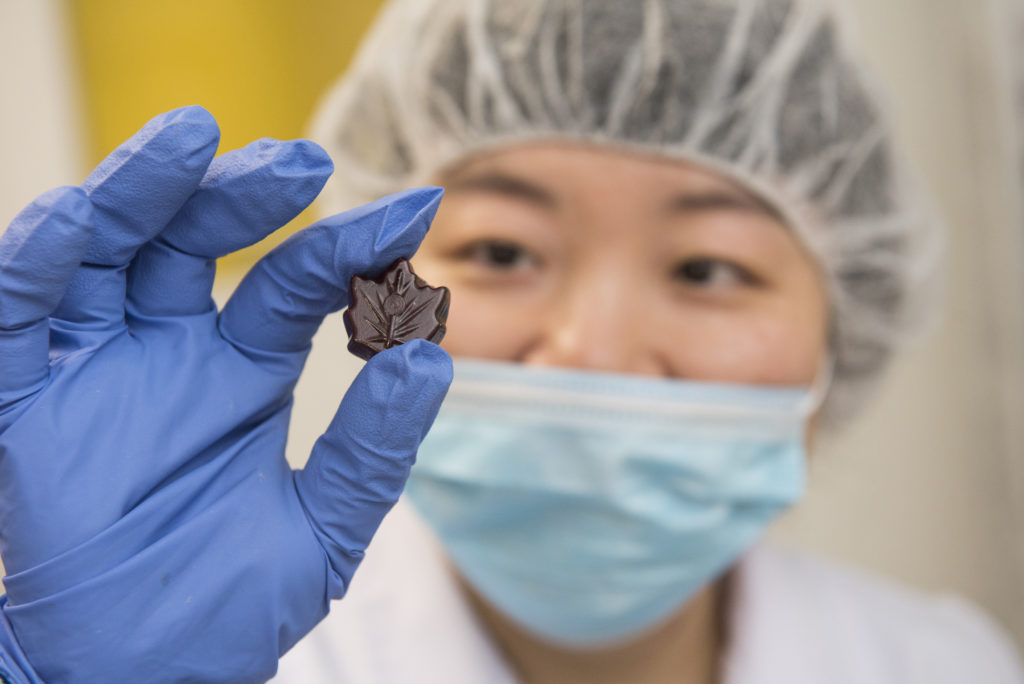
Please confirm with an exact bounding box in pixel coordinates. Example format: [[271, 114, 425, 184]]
[[461, 240, 537, 270], [672, 258, 754, 288]]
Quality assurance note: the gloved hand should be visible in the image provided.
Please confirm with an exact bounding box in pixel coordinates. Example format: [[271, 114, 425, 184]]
[[0, 106, 452, 683]]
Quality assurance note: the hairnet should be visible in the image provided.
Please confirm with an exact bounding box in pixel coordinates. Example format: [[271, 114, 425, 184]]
[[310, 0, 942, 427]]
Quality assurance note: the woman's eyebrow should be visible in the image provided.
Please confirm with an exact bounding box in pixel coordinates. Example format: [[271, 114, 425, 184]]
[[666, 190, 778, 218], [445, 172, 558, 208]]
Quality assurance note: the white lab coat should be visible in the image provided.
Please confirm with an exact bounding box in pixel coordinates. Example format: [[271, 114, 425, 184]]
[[274, 500, 1024, 683]]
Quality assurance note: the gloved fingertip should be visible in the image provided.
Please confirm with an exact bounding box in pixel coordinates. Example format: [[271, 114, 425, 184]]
[[410, 186, 445, 223], [138, 105, 221, 158], [3, 186, 93, 250], [137, 105, 221, 172], [0, 188, 95, 330], [155, 104, 220, 140], [370, 338, 454, 386], [274, 138, 334, 179], [296, 339, 451, 572], [165, 107, 221, 170], [374, 186, 444, 250], [35, 186, 93, 226], [216, 138, 332, 184], [83, 106, 221, 199], [357, 340, 453, 437], [159, 138, 333, 260], [45, 187, 96, 251]]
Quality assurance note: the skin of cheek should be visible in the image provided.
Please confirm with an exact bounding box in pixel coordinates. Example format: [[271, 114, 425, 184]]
[[439, 288, 544, 360], [662, 302, 826, 387], [670, 301, 827, 461]]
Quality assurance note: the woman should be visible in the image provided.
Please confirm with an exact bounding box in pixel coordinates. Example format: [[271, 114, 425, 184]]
[[276, 0, 1021, 681], [0, 0, 1019, 682]]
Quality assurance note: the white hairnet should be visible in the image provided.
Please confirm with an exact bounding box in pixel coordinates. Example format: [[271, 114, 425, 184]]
[[311, 0, 942, 427]]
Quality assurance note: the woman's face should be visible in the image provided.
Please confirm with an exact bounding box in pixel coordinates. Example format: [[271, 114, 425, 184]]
[[412, 144, 828, 387]]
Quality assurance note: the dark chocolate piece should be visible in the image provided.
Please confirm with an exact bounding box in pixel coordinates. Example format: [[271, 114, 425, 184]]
[[344, 258, 450, 361]]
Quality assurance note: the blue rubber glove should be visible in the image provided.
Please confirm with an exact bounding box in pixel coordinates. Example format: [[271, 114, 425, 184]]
[[0, 106, 452, 683]]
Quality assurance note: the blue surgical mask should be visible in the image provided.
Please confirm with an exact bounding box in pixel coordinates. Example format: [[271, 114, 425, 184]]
[[406, 358, 821, 647]]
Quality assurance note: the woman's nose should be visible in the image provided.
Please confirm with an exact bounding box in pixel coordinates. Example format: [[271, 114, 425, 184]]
[[522, 269, 664, 376]]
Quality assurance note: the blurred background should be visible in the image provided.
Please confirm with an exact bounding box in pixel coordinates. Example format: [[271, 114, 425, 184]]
[[1, 0, 1023, 650]]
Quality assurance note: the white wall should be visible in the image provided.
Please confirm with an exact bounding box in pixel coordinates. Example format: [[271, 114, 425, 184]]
[[0, 0, 84, 223], [770, 0, 1024, 644], [0, 0, 84, 591]]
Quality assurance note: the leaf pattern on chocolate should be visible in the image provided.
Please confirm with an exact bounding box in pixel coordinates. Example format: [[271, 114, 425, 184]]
[[344, 258, 450, 360]]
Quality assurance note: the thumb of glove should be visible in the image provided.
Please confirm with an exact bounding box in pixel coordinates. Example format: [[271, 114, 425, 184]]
[[293, 339, 452, 597]]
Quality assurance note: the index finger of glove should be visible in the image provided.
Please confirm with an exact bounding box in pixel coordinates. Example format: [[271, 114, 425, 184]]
[[51, 106, 220, 329], [219, 187, 443, 355], [126, 138, 333, 318], [81, 105, 220, 266]]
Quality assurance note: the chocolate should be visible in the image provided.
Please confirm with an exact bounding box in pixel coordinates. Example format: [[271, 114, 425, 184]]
[[344, 258, 450, 361]]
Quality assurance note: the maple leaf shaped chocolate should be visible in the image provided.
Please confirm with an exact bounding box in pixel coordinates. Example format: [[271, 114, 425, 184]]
[[344, 258, 451, 361]]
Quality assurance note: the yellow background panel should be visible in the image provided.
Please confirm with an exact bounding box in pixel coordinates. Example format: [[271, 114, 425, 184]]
[[68, 0, 385, 280]]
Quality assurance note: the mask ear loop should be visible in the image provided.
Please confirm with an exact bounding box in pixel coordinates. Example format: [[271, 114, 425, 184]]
[[796, 302, 841, 419], [797, 352, 835, 418]]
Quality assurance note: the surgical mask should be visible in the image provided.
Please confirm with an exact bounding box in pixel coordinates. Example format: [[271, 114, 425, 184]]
[[406, 358, 823, 647]]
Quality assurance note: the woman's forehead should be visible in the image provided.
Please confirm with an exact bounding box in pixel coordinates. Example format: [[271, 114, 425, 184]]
[[431, 142, 821, 275], [439, 142, 783, 219]]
